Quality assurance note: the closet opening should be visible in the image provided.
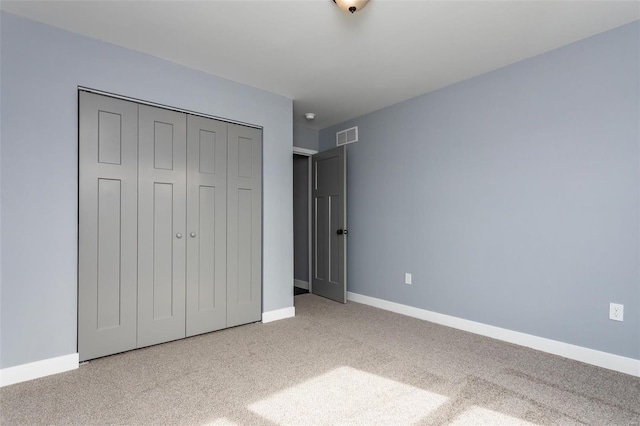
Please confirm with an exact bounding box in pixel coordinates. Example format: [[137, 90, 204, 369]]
[[78, 89, 263, 362]]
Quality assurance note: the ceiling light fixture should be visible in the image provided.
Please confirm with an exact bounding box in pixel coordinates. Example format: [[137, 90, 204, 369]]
[[305, 113, 316, 121], [332, 0, 369, 14]]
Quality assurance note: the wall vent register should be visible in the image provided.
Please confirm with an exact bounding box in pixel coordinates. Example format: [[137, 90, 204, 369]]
[[336, 126, 358, 146]]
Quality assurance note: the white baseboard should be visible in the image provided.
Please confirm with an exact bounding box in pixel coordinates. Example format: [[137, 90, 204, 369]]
[[0, 353, 79, 387], [347, 292, 640, 377], [294, 279, 309, 290], [262, 306, 295, 324]]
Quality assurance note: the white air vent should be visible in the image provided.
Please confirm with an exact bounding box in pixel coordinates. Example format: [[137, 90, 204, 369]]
[[336, 126, 358, 146]]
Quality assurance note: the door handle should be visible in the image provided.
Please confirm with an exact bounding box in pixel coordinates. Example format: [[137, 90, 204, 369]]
[[336, 229, 348, 235], [176, 233, 183, 239], [190, 232, 196, 238]]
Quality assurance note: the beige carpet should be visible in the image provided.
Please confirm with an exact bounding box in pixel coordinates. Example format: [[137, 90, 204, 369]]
[[1, 294, 639, 425]]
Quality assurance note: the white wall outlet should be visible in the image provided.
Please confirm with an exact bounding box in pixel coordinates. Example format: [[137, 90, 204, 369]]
[[405, 273, 412, 285], [609, 303, 624, 322]]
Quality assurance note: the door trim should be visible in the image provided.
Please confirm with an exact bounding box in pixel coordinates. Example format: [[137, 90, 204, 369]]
[[292, 147, 318, 156], [292, 147, 318, 293]]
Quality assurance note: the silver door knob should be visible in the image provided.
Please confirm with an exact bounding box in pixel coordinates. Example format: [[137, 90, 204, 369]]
[[176, 233, 182, 239], [190, 232, 196, 238]]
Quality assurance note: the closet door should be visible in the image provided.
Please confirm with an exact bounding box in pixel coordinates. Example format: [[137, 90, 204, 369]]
[[137, 105, 187, 347], [186, 115, 228, 336], [78, 92, 138, 361], [227, 124, 262, 327]]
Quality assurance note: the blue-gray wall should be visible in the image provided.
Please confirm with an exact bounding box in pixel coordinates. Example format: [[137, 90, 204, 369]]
[[320, 21, 640, 360], [294, 124, 319, 151], [0, 12, 294, 369]]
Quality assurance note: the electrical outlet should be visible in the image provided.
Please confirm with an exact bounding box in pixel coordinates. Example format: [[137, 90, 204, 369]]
[[405, 273, 412, 285], [609, 303, 624, 322]]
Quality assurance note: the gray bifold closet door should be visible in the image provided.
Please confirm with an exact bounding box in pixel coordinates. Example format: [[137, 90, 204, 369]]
[[78, 92, 139, 361], [79, 91, 262, 362], [227, 124, 262, 327], [137, 105, 187, 347], [186, 115, 228, 337]]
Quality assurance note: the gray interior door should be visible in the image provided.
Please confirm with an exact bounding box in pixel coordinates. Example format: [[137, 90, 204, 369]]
[[186, 115, 228, 336], [137, 105, 187, 347], [312, 146, 347, 303], [227, 124, 262, 327], [78, 92, 139, 361]]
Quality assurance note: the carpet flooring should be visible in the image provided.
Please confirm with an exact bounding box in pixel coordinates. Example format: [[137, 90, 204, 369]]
[[1, 294, 638, 425]]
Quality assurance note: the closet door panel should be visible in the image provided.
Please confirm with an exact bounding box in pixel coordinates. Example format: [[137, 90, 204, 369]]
[[138, 105, 187, 347], [227, 124, 262, 327], [78, 92, 138, 362], [186, 115, 228, 336]]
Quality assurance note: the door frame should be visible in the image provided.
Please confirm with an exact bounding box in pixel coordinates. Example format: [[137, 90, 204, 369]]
[[292, 146, 318, 293]]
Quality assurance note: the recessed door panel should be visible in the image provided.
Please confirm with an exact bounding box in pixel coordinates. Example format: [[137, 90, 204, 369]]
[[238, 137, 253, 178], [237, 189, 253, 304], [227, 124, 262, 327], [186, 115, 227, 337], [138, 105, 186, 348], [154, 121, 174, 170], [315, 155, 339, 191], [329, 195, 341, 284], [312, 146, 347, 303], [199, 130, 217, 174], [153, 182, 175, 320], [198, 185, 216, 311], [97, 178, 122, 330], [79, 92, 138, 362], [314, 196, 327, 280], [98, 111, 122, 165]]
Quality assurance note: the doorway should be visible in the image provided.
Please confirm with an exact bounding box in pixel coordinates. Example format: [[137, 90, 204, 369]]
[[292, 147, 316, 296], [292, 145, 348, 302]]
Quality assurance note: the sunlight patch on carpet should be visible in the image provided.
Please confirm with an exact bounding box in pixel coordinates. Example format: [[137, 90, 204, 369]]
[[248, 366, 448, 425], [450, 406, 537, 425]]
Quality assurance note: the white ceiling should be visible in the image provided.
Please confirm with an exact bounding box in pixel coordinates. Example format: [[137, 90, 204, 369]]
[[2, 1, 639, 129]]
